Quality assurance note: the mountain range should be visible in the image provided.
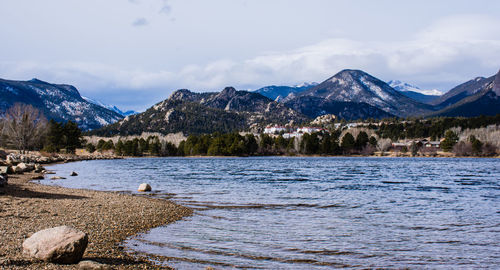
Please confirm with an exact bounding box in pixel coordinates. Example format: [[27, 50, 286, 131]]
[[82, 97, 137, 117], [0, 78, 124, 130], [1, 68, 499, 135], [254, 82, 317, 101], [387, 80, 441, 104], [90, 87, 309, 136]]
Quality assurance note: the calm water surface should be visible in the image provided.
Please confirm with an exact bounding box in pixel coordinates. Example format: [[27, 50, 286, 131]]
[[46, 157, 500, 269]]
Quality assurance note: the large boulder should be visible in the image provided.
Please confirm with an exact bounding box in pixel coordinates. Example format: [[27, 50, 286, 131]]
[[137, 183, 152, 192], [12, 165, 24, 174], [0, 166, 13, 174], [16, 162, 34, 172], [22, 226, 88, 264]]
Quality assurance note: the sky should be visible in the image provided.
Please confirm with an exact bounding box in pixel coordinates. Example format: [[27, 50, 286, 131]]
[[1, 0, 500, 111]]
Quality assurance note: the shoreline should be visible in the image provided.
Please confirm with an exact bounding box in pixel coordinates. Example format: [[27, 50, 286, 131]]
[[0, 168, 193, 269]]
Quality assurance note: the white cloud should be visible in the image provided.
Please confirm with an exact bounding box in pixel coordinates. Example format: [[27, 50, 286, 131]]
[[1, 14, 499, 109]]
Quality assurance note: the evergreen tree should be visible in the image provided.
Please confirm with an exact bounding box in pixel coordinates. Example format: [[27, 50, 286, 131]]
[[44, 120, 64, 152], [62, 121, 82, 153], [355, 131, 369, 150], [469, 135, 483, 155], [245, 134, 258, 154], [410, 141, 418, 156], [115, 140, 124, 156], [341, 133, 355, 153], [441, 130, 459, 152]]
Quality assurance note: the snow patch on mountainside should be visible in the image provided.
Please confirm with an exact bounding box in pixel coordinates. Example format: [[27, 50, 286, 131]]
[[82, 96, 137, 116], [388, 80, 442, 96]]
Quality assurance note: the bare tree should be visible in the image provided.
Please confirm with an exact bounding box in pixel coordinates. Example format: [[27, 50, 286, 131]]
[[377, 138, 392, 153], [1, 103, 47, 153]]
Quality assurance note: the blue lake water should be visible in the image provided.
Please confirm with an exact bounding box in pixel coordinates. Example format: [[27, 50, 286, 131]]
[[45, 157, 500, 269]]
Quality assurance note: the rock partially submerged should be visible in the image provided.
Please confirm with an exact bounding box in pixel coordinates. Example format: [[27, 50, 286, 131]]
[[22, 225, 88, 264], [51, 176, 67, 180], [70, 171, 78, 176], [138, 183, 152, 192], [31, 175, 44, 180]]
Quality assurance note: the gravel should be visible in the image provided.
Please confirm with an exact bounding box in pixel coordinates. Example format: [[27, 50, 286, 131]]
[[0, 171, 193, 269]]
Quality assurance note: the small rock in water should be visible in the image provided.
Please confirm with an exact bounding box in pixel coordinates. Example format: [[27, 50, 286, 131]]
[[78, 260, 110, 270], [51, 176, 67, 180], [22, 225, 88, 264], [31, 175, 44, 180], [138, 183, 152, 192], [70, 171, 78, 176]]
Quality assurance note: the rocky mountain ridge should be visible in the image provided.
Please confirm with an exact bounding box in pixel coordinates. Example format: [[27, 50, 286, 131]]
[[283, 69, 434, 119], [0, 78, 123, 130], [430, 69, 500, 117], [91, 87, 309, 136]]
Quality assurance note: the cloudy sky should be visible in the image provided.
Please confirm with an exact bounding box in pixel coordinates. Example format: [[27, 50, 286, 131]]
[[1, 0, 500, 111]]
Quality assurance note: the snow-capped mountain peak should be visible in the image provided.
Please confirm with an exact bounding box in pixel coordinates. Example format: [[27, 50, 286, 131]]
[[388, 80, 442, 96], [82, 97, 137, 117], [294, 82, 318, 88]]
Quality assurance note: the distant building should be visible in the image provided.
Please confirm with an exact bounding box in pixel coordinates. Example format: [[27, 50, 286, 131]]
[[297, 127, 324, 134], [263, 125, 288, 134], [425, 141, 441, 148], [283, 132, 302, 139]]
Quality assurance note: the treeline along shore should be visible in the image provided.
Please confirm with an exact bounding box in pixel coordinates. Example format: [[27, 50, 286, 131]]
[[85, 114, 500, 158], [1, 103, 499, 158]]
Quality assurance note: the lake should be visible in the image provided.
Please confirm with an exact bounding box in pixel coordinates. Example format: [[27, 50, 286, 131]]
[[45, 157, 500, 269]]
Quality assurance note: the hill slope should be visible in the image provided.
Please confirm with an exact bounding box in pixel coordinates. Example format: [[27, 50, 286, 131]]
[[0, 78, 123, 130], [91, 87, 309, 136], [254, 83, 317, 101], [430, 75, 495, 109], [431, 70, 500, 117]]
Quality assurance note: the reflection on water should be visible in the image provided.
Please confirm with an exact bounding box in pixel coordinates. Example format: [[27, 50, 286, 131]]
[[46, 157, 500, 269]]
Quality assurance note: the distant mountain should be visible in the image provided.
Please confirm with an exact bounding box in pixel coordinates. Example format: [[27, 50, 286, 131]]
[[430, 70, 500, 117], [388, 80, 441, 104], [82, 97, 137, 116], [284, 96, 394, 120], [284, 69, 433, 119], [430, 75, 495, 109], [91, 87, 309, 136], [254, 82, 317, 101], [0, 78, 123, 130]]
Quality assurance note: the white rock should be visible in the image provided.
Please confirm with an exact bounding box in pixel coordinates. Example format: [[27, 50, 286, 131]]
[[138, 183, 152, 192], [12, 165, 24, 174], [17, 162, 28, 172], [22, 225, 88, 264]]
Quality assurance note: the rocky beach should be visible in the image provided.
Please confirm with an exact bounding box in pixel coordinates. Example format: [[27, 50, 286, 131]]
[[0, 152, 193, 269]]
